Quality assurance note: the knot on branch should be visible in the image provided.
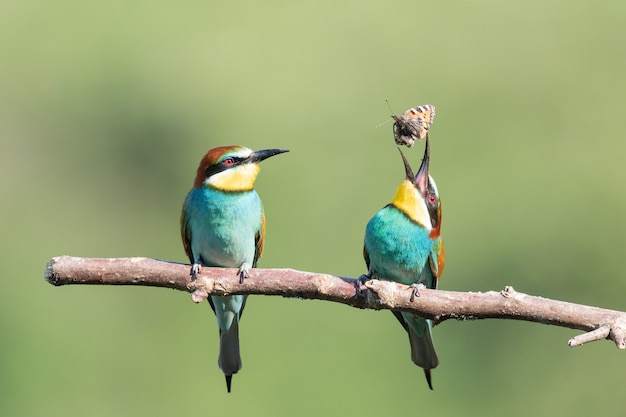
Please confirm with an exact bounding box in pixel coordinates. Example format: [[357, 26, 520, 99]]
[[191, 288, 209, 303], [608, 316, 626, 349], [501, 286, 516, 297], [362, 280, 387, 306], [188, 276, 217, 303]]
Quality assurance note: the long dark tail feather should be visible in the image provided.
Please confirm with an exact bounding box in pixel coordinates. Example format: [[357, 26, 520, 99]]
[[424, 369, 433, 390], [218, 317, 242, 392], [406, 316, 439, 390]]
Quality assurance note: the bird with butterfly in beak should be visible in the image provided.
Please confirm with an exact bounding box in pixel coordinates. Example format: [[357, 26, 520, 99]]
[[362, 137, 444, 389], [180, 145, 289, 392]]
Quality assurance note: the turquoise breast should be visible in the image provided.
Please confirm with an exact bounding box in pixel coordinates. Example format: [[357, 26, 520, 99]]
[[364, 205, 434, 287], [183, 187, 263, 268]]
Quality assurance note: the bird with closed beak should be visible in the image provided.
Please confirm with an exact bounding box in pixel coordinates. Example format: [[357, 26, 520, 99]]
[[181, 145, 288, 392]]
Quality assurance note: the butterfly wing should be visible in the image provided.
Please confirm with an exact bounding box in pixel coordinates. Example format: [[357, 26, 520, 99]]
[[392, 104, 436, 147]]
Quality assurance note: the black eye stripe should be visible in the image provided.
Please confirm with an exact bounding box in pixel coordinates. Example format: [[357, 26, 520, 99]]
[[204, 156, 245, 178], [426, 181, 439, 228]]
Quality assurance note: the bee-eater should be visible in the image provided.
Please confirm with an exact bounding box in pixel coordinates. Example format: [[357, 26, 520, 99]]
[[362, 138, 444, 390], [180, 145, 288, 392]]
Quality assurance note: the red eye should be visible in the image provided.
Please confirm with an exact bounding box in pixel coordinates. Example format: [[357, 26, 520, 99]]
[[223, 158, 235, 167], [428, 194, 437, 205]]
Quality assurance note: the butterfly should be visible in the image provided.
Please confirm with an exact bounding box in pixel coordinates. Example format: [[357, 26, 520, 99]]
[[392, 104, 436, 148]]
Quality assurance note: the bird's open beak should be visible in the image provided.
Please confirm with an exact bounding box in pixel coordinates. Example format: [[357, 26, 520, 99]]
[[398, 138, 430, 195], [248, 148, 290, 163], [414, 137, 430, 194]]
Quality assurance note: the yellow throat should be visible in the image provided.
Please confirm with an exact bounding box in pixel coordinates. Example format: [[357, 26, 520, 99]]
[[390, 179, 431, 230], [206, 163, 260, 191]]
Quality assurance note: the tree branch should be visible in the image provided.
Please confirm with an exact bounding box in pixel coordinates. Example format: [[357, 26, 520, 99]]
[[44, 256, 626, 350]]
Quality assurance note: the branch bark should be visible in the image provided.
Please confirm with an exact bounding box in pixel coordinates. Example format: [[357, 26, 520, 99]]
[[44, 256, 626, 350]]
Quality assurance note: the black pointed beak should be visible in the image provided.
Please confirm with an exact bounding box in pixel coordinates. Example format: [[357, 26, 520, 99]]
[[248, 148, 289, 163], [414, 137, 430, 194], [398, 148, 415, 182]]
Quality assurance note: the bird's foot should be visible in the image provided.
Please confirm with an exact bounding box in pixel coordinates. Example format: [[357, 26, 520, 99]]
[[357, 274, 372, 285], [237, 262, 251, 284], [409, 283, 427, 302], [355, 274, 371, 294], [190, 263, 201, 281]]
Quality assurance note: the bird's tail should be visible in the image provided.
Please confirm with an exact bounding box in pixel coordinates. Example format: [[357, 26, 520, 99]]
[[406, 314, 439, 390], [218, 316, 242, 393]]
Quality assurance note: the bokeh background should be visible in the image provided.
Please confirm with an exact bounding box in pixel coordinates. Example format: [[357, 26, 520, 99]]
[[2, 0, 626, 416]]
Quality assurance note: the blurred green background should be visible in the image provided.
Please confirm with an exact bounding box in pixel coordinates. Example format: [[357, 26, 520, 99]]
[[2, 0, 625, 415]]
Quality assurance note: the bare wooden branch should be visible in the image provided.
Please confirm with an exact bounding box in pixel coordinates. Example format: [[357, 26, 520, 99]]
[[568, 325, 611, 348], [44, 256, 626, 350]]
